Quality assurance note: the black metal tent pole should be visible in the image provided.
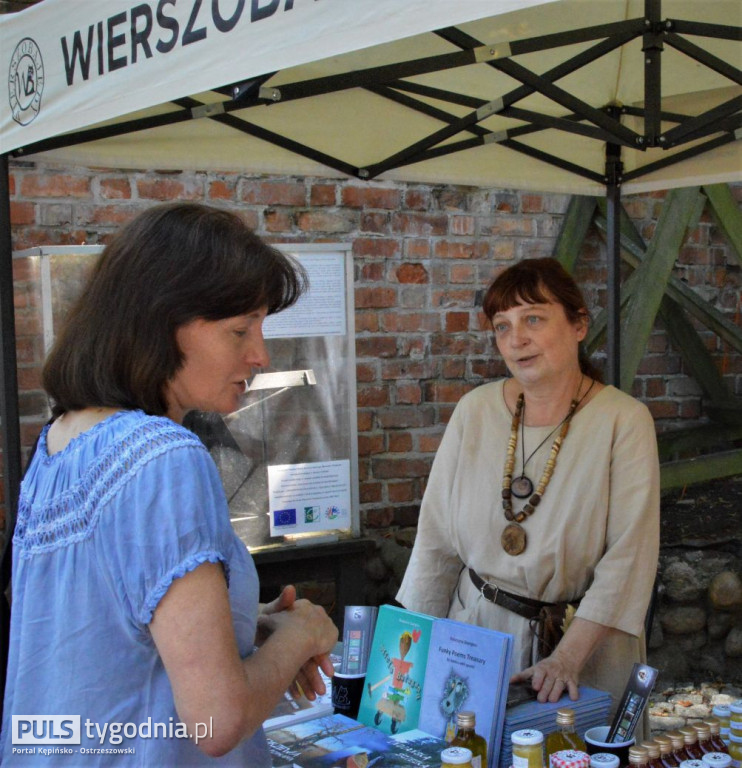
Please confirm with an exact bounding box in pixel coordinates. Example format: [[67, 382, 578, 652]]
[[0, 153, 21, 540], [605, 141, 623, 388]]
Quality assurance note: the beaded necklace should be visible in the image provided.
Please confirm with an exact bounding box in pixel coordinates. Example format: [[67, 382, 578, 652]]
[[501, 377, 593, 556]]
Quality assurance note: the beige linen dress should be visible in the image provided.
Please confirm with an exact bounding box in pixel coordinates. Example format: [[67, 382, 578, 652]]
[[396, 380, 660, 719]]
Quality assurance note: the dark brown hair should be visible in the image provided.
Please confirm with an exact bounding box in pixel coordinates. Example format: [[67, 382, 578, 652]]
[[482, 257, 603, 381], [43, 202, 306, 416]]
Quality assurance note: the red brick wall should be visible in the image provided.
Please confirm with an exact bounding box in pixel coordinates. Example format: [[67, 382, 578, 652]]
[[3, 160, 741, 538]]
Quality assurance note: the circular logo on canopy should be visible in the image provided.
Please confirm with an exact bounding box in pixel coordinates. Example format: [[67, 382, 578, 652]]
[[8, 37, 44, 126]]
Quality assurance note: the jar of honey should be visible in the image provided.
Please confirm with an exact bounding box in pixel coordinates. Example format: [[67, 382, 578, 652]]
[[713, 706, 731, 746], [441, 746, 474, 767], [726, 733, 741, 768], [730, 703, 742, 739], [701, 753, 732, 768], [512, 729, 545, 768], [589, 755, 620, 768]]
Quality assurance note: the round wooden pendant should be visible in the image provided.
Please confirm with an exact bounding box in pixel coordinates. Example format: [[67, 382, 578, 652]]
[[511, 475, 533, 499], [501, 522, 527, 555]]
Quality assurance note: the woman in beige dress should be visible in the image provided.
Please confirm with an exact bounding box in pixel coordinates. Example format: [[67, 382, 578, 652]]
[[397, 257, 659, 719]]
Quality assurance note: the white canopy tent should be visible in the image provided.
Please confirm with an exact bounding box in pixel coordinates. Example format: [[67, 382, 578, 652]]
[[1, 0, 739, 193], [1, 0, 741, 515]]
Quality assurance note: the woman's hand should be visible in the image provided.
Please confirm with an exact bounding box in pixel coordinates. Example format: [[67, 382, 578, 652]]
[[510, 649, 580, 703], [256, 590, 338, 700], [255, 584, 297, 646], [510, 616, 614, 703]]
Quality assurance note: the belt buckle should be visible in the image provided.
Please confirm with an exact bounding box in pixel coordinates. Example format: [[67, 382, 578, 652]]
[[480, 577, 499, 604]]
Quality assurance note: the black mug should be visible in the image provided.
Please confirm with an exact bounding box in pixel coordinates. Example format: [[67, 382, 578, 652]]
[[331, 673, 365, 720]]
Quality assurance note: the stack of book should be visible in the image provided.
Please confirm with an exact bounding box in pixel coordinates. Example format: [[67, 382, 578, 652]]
[[498, 686, 613, 768]]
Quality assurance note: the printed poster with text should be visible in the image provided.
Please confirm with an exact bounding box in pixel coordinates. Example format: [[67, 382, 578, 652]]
[[268, 459, 351, 536]]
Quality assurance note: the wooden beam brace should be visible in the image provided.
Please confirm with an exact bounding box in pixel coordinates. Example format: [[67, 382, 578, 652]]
[[706, 400, 742, 425], [658, 296, 732, 403], [593, 212, 742, 353], [660, 449, 742, 491], [703, 183, 742, 267], [552, 196, 598, 273], [620, 187, 704, 391], [657, 423, 742, 461]]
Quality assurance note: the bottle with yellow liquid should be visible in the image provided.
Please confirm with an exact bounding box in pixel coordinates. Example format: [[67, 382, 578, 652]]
[[451, 711, 488, 768], [546, 709, 586, 762]]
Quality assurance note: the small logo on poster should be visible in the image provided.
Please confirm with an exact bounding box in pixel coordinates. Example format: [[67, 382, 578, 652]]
[[273, 508, 297, 526], [304, 506, 320, 523], [325, 505, 341, 520], [8, 37, 44, 126]]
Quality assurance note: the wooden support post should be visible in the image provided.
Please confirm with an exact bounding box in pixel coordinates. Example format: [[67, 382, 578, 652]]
[[552, 196, 597, 273], [618, 187, 704, 391], [703, 183, 742, 266]]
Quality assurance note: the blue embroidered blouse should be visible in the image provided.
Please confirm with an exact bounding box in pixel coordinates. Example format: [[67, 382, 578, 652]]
[[0, 410, 269, 766]]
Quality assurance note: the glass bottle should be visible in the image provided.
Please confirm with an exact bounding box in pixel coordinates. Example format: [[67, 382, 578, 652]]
[[643, 740, 666, 768], [512, 729, 545, 768], [680, 727, 704, 761], [629, 746, 651, 768], [655, 734, 680, 768], [668, 731, 689, 764], [727, 734, 742, 768], [441, 746, 474, 768], [451, 711, 488, 768], [704, 719, 730, 754], [694, 724, 715, 755], [547, 708, 587, 761]]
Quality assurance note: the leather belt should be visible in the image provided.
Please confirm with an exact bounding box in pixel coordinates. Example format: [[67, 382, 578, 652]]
[[468, 568, 552, 620]]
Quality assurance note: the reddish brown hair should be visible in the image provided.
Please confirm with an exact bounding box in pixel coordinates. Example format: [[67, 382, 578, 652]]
[[482, 257, 602, 381]]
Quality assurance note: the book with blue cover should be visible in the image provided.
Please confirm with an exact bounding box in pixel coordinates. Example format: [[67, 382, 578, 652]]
[[356, 605, 514, 768], [356, 606, 434, 738], [417, 617, 513, 763], [266, 714, 448, 767]]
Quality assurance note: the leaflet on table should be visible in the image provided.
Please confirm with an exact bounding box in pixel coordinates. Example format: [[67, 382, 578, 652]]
[[355, 605, 513, 768], [266, 713, 448, 767], [268, 459, 351, 535]]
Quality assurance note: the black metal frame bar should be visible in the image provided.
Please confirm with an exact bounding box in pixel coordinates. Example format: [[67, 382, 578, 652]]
[[0, 154, 21, 542], [643, 0, 663, 146], [661, 95, 742, 147], [664, 32, 742, 85], [363, 28, 641, 178], [172, 98, 360, 178], [622, 132, 736, 182], [605, 139, 624, 387]]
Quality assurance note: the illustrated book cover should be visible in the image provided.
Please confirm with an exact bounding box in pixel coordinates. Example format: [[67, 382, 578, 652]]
[[356, 605, 513, 767], [267, 713, 371, 767], [267, 713, 448, 768]]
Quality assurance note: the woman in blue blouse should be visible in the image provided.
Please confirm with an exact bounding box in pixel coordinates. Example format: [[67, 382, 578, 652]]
[[1, 203, 338, 765]]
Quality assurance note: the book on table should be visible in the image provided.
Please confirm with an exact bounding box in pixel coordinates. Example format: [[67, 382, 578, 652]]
[[355, 604, 514, 767], [266, 713, 448, 767]]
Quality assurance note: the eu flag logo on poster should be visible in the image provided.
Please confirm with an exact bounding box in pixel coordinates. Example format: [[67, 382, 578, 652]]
[[273, 508, 297, 526]]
